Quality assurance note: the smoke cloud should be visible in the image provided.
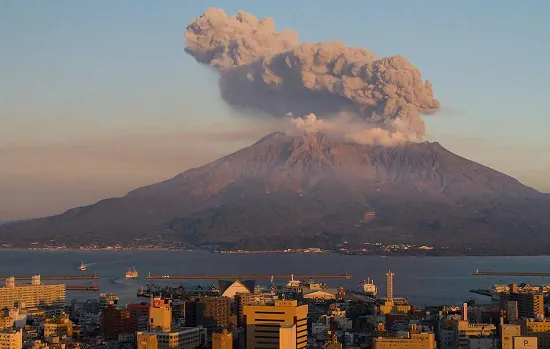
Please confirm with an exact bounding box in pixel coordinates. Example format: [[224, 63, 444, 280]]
[[184, 8, 439, 144]]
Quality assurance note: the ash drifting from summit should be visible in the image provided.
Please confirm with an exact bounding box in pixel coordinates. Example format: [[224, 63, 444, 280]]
[[184, 8, 440, 145]]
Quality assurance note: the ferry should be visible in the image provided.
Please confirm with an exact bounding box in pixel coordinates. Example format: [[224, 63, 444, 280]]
[[359, 278, 377, 296], [79, 262, 86, 271], [125, 267, 139, 279]]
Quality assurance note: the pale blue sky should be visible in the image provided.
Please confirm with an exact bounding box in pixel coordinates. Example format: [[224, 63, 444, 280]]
[[1, 1, 549, 219]]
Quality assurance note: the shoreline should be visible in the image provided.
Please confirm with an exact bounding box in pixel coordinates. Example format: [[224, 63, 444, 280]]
[[0, 247, 549, 257]]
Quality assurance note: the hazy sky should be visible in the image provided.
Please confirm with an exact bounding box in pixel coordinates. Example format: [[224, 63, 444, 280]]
[[1, 1, 549, 220]]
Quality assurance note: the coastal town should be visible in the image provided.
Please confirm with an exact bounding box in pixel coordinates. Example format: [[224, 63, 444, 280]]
[[0, 270, 545, 349]]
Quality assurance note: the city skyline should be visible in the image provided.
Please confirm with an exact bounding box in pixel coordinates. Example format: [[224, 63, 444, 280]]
[[1, 1, 549, 220]]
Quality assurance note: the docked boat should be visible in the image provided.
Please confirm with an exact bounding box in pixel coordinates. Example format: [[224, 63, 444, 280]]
[[79, 262, 86, 271], [359, 278, 377, 296], [126, 267, 139, 279]]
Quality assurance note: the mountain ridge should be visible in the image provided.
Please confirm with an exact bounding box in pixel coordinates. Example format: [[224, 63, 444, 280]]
[[1, 132, 548, 254]]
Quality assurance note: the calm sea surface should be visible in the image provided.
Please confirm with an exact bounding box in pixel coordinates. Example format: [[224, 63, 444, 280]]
[[1, 250, 549, 306]]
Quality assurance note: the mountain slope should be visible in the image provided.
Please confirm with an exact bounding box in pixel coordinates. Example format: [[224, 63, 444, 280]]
[[1, 132, 549, 253]]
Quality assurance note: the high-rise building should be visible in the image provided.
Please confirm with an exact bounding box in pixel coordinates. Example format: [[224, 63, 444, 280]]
[[0, 276, 65, 309], [279, 324, 297, 349], [501, 284, 544, 319], [196, 297, 231, 331], [0, 330, 22, 349], [372, 333, 436, 349], [128, 302, 150, 331], [149, 298, 172, 333], [501, 324, 521, 349], [507, 301, 519, 323], [101, 304, 138, 339], [185, 297, 231, 331], [386, 271, 394, 302], [213, 329, 233, 349], [234, 293, 270, 327], [243, 300, 308, 349], [461, 303, 468, 322]]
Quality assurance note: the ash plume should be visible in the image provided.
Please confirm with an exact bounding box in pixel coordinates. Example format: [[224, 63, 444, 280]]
[[184, 8, 439, 143]]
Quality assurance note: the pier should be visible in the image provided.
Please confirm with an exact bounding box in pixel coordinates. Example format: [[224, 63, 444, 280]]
[[145, 273, 351, 280], [469, 289, 493, 297], [0, 275, 99, 280], [474, 270, 550, 277], [66, 285, 100, 291]]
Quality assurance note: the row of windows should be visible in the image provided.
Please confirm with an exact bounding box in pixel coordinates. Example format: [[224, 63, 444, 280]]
[[255, 311, 286, 315], [255, 319, 285, 322]]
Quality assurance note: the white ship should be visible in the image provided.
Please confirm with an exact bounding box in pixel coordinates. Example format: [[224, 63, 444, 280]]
[[79, 262, 86, 271], [359, 278, 377, 296], [125, 267, 139, 279]]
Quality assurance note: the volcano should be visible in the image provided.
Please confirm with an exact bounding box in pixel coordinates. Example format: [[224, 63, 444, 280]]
[[1, 132, 549, 254]]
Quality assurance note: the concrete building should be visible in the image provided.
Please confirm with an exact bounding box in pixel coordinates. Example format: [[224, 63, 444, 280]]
[[243, 300, 308, 349], [501, 324, 521, 349], [0, 276, 65, 309], [0, 318, 13, 332], [101, 304, 138, 339], [43, 314, 73, 339], [0, 330, 22, 349], [137, 327, 206, 349], [212, 329, 232, 349], [149, 298, 172, 333], [521, 319, 550, 349], [196, 297, 231, 331], [466, 337, 499, 349], [234, 293, 271, 327], [279, 324, 296, 349], [513, 337, 537, 349], [372, 333, 436, 349], [137, 332, 158, 349], [457, 321, 496, 349], [506, 301, 519, 323], [386, 271, 394, 302], [501, 284, 544, 319], [128, 302, 150, 331]]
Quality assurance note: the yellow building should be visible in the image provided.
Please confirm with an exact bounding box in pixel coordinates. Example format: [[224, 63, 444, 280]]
[[212, 329, 232, 349], [501, 324, 521, 349], [456, 320, 496, 349], [0, 318, 14, 331], [521, 319, 550, 349], [243, 300, 308, 349], [0, 276, 65, 309], [279, 325, 296, 349], [0, 330, 22, 349], [137, 332, 158, 349], [44, 314, 73, 338], [149, 298, 172, 333], [513, 337, 537, 349], [137, 327, 206, 349], [378, 301, 411, 315], [372, 333, 436, 349]]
